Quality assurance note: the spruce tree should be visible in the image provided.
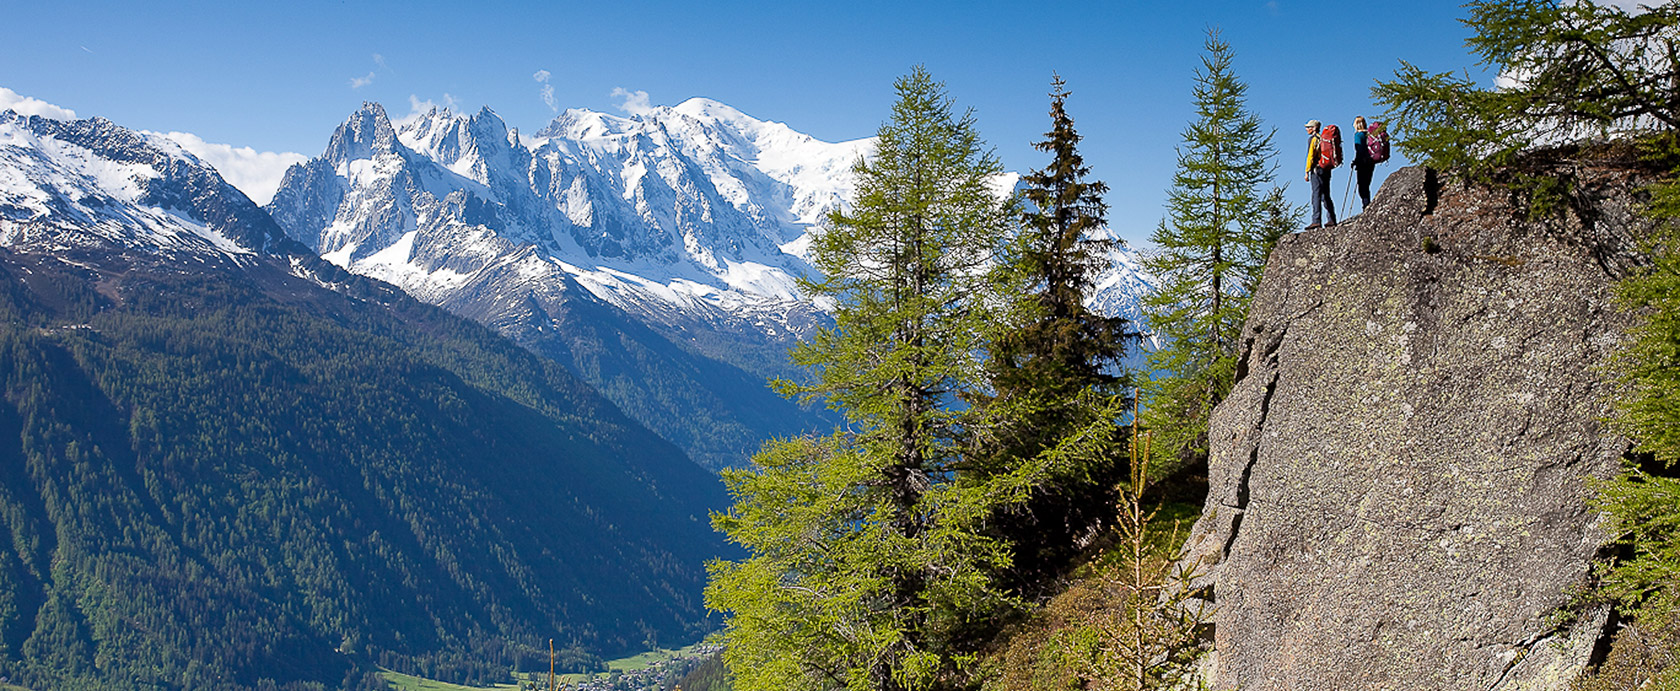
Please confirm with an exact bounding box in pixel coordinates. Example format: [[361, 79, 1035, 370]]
[[1140, 30, 1297, 467], [705, 67, 1027, 691], [979, 74, 1131, 593]]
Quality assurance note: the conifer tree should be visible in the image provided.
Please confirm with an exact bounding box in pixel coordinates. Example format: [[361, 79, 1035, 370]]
[[705, 67, 1030, 691], [1140, 30, 1297, 467], [1373, 0, 1679, 181], [979, 75, 1131, 592], [1094, 420, 1208, 691], [1582, 138, 1680, 690]]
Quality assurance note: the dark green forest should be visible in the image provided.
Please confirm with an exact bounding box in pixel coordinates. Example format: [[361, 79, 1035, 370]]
[[505, 280, 836, 473], [674, 653, 728, 691], [0, 247, 729, 690]]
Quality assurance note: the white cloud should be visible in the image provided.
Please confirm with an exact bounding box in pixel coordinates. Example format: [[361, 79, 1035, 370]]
[[160, 131, 307, 205], [394, 94, 464, 128], [394, 95, 439, 128], [409, 94, 437, 114], [534, 70, 557, 113], [349, 54, 387, 90], [1494, 67, 1533, 91], [0, 87, 77, 120], [611, 87, 654, 116]]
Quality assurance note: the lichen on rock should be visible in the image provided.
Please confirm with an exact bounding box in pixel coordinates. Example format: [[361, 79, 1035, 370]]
[[1179, 163, 1655, 690]]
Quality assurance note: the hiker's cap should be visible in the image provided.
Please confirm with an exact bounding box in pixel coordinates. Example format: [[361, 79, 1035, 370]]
[[1305, 119, 1321, 130]]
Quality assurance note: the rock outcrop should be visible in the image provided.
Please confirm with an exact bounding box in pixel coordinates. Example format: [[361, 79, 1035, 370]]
[[1181, 163, 1656, 690]]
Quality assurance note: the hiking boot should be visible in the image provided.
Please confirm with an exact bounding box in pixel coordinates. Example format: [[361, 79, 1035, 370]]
[[1305, 223, 1322, 230]]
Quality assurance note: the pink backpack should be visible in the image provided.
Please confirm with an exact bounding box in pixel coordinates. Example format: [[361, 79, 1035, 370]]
[[1367, 121, 1390, 163]]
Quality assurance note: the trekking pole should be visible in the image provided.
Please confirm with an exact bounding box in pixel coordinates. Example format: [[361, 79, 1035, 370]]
[[1342, 172, 1352, 215]]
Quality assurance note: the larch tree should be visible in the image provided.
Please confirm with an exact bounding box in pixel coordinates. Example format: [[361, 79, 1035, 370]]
[[1140, 29, 1297, 468], [705, 66, 1037, 691], [1374, 0, 1680, 181]]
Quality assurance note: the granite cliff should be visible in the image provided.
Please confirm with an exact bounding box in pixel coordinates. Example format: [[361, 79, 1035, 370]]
[[1180, 161, 1657, 690]]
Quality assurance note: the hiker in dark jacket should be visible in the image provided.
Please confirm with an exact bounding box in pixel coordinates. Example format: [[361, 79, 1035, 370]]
[[1351, 115, 1375, 210], [1305, 119, 1336, 229]]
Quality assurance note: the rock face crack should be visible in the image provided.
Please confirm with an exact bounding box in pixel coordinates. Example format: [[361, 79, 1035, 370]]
[[1220, 364, 1281, 562], [1423, 166, 1440, 216], [1182, 163, 1651, 691], [1231, 334, 1257, 387], [1486, 624, 1563, 691]]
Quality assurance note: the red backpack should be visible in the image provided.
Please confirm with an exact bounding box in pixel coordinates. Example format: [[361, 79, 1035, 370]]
[[1318, 124, 1343, 169], [1367, 121, 1390, 163]]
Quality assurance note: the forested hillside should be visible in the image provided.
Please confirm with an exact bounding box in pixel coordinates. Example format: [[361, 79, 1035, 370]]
[[0, 247, 728, 690]]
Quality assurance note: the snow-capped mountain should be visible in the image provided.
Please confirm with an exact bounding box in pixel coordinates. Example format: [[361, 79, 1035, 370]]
[[0, 110, 296, 259], [1087, 228, 1157, 329], [269, 97, 1151, 344], [267, 100, 850, 469], [269, 99, 866, 339]]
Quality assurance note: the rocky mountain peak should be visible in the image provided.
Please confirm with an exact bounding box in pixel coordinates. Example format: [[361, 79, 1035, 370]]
[[670, 97, 741, 120], [323, 101, 400, 164], [536, 108, 635, 141], [398, 105, 514, 167], [1, 110, 295, 257]]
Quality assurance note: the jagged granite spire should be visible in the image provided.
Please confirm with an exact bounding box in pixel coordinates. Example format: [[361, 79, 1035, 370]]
[[322, 101, 400, 163]]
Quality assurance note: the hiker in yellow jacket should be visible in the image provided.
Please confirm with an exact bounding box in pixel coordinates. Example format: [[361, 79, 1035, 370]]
[[1304, 119, 1337, 229]]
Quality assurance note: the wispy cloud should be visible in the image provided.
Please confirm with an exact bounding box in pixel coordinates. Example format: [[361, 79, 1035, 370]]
[[611, 87, 654, 116], [406, 94, 436, 116], [534, 70, 557, 113], [0, 87, 77, 120], [394, 93, 465, 128], [158, 131, 307, 205], [349, 53, 386, 90], [396, 95, 440, 127]]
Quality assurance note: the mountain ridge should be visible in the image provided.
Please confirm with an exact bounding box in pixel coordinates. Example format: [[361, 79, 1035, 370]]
[[0, 104, 732, 690]]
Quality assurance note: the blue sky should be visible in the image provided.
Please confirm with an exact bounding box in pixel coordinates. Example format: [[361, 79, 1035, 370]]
[[3, 1, 1491, 245]]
